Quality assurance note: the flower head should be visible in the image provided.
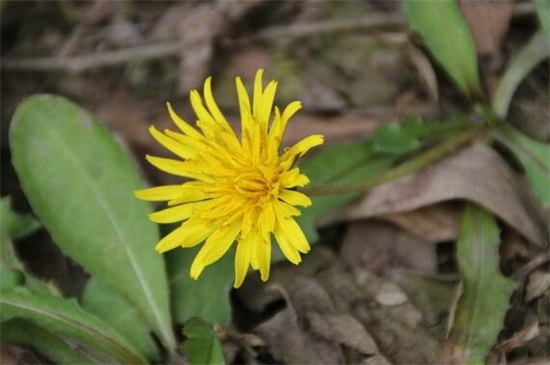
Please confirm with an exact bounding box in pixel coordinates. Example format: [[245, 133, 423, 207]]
[[134, 69, 323, 288]]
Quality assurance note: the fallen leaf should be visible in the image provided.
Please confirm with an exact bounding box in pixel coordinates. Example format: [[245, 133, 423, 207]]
[[459, 0, 513, 56], [344, 143, 546, 247]]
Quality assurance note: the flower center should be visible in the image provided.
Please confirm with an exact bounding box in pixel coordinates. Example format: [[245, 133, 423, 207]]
[[233, 165, 280, 203]]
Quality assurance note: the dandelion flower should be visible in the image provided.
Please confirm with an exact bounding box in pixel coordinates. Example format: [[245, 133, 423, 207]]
[[134, 69, 323, 288]]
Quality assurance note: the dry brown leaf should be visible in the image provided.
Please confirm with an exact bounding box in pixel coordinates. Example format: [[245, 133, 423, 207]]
[[496, 320, 540, 352], [380, 203, 462, 244], [238, 247, 439, 364], [344, 143, 546, 246], [459, 0, 513, 56], [340, 221, 438, 274], [526, 271, 550, 303]]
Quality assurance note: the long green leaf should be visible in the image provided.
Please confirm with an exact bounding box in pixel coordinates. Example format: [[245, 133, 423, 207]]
[[0, 196, 40, 272], [492, 30, 549, 118], [449, 204, 516, 364], [2, 319, 99, 364], [182, 317, 225, 365], [81, 279, 161, 362], [535, 0, 550, 41], [0, 288, 147, 364], [167, 246, 234, 327], [493, 125, 550, 206], [9, 94, 175, 350], [404, 0, 482, 98]]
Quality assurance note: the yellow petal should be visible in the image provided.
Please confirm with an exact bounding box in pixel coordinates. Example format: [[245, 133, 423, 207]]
[[280, 134, 324, 169], [280, 217, 310, 253], [280, 168, 310, 188], [255, 238, 271, 282], [134, 185, 182, 201], [190, 222, 240, 279], [279, 189, 312, 207], [203, 77, 235, 135], [149, 126, 194, 159], [166, 102, 202, 139], [273, 200, 301, 218], [268, 101, 301, 149], [149, 202, 206, 224], [155, 226, 188, 253], [145, 155, 206, 180], [234, 235, 253, 288], [273, 221, 301, 264]]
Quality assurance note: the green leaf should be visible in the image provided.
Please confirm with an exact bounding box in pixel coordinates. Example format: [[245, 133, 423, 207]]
[[371, 122, 421, 155], [9, 95, 175, 350], [2, 319, 98, 364], [492, 30, 549, 118], [0, 196, 40, 271], [494, 125, 550, 206], [535, 0, 550, 41], [404, 0, 482, 98], [0, 288, 147, 364], [299, 140, 395, 241], [182, 317, 225, 365], [81, 278, 161, 362], [449, 204, 516, 364], [167, 246, 233, 326]]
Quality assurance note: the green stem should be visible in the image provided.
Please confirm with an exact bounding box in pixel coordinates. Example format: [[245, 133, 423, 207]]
[[301, 128, 482, 196]]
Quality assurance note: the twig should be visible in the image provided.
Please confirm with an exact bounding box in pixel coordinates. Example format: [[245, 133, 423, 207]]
[[2, 41, 183, 73], [229, 13, 405, 44], [1, 14, 405, 74], [512, 252, 550, 281]]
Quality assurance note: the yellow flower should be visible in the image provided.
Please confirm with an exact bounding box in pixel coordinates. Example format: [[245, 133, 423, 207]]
[[134, 69, 323, 288]]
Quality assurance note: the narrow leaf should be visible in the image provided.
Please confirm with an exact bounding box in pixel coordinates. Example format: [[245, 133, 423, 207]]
[[182, 317, 225, 365], [9, 95, 175, 349], [0, 196, 40, 271], [167, 246, 233, 326], [81, 278, 161, 362], [447, 204, 516, 364], [492, 30, 549, 118], [535, 0, 550, 41], [404, 0, 482, 98], [2, 319, 99, 364], [0, 288, 147, 364], [494, 125, 550, 206]]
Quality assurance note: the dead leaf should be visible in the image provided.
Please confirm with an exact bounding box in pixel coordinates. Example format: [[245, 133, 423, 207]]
[[526, 271, 550, 302], [344, 143, 547, 247], [496, 320, 540, 352], [238, 246, 439, 364], [459, 0, 513, 56], [340, 221, 438, 274]]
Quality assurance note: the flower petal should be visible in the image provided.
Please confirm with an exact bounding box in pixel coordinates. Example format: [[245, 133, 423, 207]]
[[149, 126, 194, 159], [190, 223, 240, 279], [234, 235, 253, 288], [149, 201, 206, 224], [166, 102, 202, 139], [279, 189, 312, 207], [273, 220, 301, 264], [134, 185, 182, 201], [280, 134, 324, 169]]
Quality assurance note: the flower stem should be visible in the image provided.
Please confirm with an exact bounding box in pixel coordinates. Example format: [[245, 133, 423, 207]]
[[301, 128, 482, 196]]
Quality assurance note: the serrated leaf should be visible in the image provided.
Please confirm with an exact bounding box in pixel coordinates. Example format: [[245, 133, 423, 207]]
[[404, 0, 482, 98], [371, 122, 421, 155], [492, 30, 549, 118], [494, 125, 550, 206], [9, 95, 175, 350], [448, 204, 516, 364], [2, 319, 98, 364], [182, 317, 225, 365], [167, 246, 233, 327], [0, 288, 147, 364], [81, 278, 161, 362]]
